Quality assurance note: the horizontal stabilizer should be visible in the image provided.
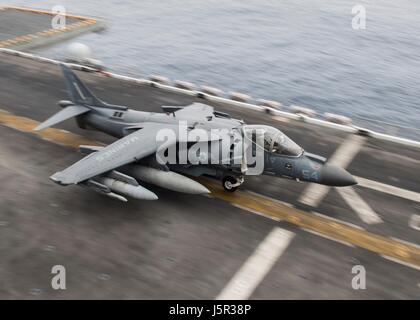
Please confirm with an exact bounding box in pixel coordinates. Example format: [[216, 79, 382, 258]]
[[34, 105, 90, 131]]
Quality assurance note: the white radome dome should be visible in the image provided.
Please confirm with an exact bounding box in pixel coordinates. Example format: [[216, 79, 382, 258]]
[[66, 42, 92, 61]]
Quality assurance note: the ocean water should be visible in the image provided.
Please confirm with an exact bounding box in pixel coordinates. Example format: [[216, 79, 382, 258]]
[[6, 0, 420, 136]]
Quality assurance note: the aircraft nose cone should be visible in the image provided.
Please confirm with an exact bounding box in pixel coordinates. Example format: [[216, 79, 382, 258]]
[[319, 165, 357, 187]]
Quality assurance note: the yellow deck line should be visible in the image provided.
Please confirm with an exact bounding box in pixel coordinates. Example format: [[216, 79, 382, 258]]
[[0, 108, 419, 268], [4, 6, 98, 21], [0, 7, 98, 48], [0, 109, 103, 149], [202, 179, 420, 267]]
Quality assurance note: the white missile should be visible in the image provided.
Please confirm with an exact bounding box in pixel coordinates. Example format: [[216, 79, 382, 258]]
[[104, 191, 128, 202], [95, 176, 158, 200], [123, 165, 210, 195], [78, 146, 209, 195], [84, 179, 128, 202]]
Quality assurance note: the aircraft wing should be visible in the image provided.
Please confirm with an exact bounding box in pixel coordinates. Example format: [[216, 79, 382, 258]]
[[50, 122, 178, 185], [174, 103, 214, 120]]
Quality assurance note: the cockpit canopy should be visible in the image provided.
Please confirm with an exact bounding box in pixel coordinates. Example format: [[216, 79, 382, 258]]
[[244, 125, 303, 157]]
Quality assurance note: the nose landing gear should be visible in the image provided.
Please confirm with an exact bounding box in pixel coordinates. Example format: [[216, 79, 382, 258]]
[[222, 175, 244, 192]]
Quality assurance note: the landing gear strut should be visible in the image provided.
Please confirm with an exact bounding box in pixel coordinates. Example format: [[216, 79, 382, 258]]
[[222, 176, 244, 192]]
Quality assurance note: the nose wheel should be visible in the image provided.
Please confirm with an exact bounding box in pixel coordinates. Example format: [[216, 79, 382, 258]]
[[222, 176, 243, 192]]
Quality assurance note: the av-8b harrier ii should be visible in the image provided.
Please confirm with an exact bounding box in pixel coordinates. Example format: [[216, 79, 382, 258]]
[[35, 65, 356, 201]]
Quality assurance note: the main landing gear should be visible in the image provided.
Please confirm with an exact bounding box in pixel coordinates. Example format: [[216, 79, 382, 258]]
[[222, 175, 244, 192]]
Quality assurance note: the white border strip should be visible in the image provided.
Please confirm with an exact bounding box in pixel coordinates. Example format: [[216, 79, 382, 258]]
[[381, 255, 420, 271], [356, 176, 420, 203]]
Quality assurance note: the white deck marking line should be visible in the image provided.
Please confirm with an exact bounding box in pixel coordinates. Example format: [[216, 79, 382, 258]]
[[298, 183, 330, 208], [327, 135, 366, 168], [336, 187, 383, 224], [216, 227, 294, 300], [235, 190, 368, 231], [409, 215, 420, 232], [356, 176, 420, 203], [299, 135, 365, 207], [234, 193, 367, 231], [381, 255, 420, 271]]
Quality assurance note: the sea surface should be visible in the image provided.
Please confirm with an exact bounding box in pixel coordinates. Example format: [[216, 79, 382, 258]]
[[6, 0, 420, 137]]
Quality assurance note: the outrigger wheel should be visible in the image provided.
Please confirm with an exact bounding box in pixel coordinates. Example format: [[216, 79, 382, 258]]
[[222, 176, 243, 192]]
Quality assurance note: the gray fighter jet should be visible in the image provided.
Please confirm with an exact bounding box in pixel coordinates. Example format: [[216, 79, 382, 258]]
[[35, 65, 356, 201]]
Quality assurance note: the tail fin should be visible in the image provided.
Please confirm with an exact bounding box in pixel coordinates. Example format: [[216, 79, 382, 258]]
[[34, 64, 127, 131], [60, 64, 108, 107]]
